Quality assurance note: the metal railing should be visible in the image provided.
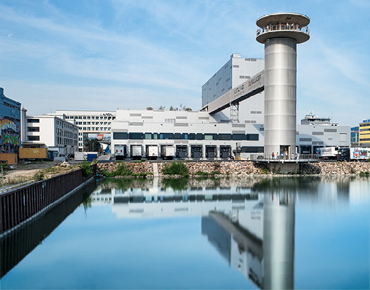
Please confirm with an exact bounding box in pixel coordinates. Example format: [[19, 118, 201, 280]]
[[256, 23, 310, 37], [0, 165, 96, 235], [250, 153, 319, 162]]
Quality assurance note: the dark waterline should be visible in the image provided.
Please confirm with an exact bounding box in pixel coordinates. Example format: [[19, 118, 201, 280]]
[[1, 176, 369, 289]]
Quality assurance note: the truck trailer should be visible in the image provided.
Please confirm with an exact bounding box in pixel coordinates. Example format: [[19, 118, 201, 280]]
[[337, 148, 370, 161], [147, 145, 159, 160], [115, 145, 126, 160], [19, 148, 48, 160], [315, 147, 338, 159], [161, 145, 175, 160], [131, 145, 142, 159]]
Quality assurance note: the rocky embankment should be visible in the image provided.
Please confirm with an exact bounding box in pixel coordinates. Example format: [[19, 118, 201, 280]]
[[97, 160, 370, 177], [98, 161, 153, 175], [300, 162, 370, 175]]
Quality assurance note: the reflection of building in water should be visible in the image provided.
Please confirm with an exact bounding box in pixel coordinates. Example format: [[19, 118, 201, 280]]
[[91, 182, 262, 219], [92, 181, 296, 289], [202, 191, 295, 289]]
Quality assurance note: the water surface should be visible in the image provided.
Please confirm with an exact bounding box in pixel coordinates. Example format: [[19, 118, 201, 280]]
[[1, 176, 369, 289]]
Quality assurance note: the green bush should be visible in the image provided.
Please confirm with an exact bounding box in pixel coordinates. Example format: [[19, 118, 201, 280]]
[[194, 170, 208, 176], [33, 172, 44, 181], [359, 171, 369, 177], [162, 161, 188, 176], [102, 163, 132, 177], [79, 161, 93, 177]]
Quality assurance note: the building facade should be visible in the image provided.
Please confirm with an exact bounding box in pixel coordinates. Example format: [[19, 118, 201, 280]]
[[351, 126, 359, 146], [0, 88, 21, 153], [23, 114, 78, 156], [55, 110, 116, 150], [111, 109, 264, 159], [202, 54, 265, 125], [359, 119, 370, 147]]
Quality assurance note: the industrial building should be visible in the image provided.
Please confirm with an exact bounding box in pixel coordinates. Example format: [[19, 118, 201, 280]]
[[21, 113, 79, 157], [63, 13, 351, 159], [55, 110, 116, 150], [111, 109, 264, 159]]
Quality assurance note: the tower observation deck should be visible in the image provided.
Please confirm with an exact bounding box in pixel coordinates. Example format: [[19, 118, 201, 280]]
[[256, 12, 310, 158]]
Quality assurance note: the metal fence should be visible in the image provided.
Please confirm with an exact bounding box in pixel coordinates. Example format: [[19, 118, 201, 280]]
[[0, 165, 96, 235], [250, 154, 319, 162]]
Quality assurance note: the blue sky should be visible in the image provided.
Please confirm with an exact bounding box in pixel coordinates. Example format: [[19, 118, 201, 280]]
[[0, 0, 369, 126]]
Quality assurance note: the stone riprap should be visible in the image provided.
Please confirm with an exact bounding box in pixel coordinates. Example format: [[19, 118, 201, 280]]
[[301, 162, 370, 175], [97, 162, 153, 175], [97, 161, 370, 177]]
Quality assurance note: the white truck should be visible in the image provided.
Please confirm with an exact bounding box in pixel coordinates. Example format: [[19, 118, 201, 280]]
[[315, 147, 338, 159], [147, 145, 159, 160], [131, 145, 142, 159], [162, 145, 175, 160], [115, 145, 126, 160], [337, 147, 370, 161], [74, 152, 86, 161]]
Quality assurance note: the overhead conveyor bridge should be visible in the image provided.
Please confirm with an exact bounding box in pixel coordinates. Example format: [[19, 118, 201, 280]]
[[200, 70, 265, 115]]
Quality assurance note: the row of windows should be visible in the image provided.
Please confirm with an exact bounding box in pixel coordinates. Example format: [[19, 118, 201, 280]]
[[113, 132, 259, 141], [27, 119, 39, 123], [79, 127, 111, 131], [3, 101, 20, 109], [66, 115, 115, 120], [359, 123, 370, 127], [76, 121, 111, 125], [28, 136, 39, 141], [27, 127, 39, 132]]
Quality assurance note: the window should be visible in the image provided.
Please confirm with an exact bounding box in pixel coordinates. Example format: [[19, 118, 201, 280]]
[[145, 133, 152, 139], [27, 127, 40, 132], [195, 133, 203, 140], [28, 136, 40, 141], [232, 134, 246, 140], [113, 132, 128, 140], [27, 119, 39, 123], [129, 132, 144, 139], [159, 133, 174, 139], [241, 146, 264, 153], [204, 134, 214, 140], [246, 134, 259, 141], [182, 133, 188, 140], [219, 134, 231, 140], [174, 133, 181, 139]]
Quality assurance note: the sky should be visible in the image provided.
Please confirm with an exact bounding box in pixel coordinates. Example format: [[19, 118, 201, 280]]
[[0, 0, 369, 127]]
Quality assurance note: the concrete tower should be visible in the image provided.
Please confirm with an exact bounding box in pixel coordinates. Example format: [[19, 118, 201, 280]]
[[256, 13, 310, 157]]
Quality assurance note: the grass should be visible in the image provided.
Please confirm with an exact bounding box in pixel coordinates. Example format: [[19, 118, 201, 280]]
[[359, 171, 369, 177], [162, 161, 188, 176], [101, 162, 132, 177]]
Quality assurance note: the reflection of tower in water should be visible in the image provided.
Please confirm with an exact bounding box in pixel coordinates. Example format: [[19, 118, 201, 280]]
[[263, 192, 295, 289], [202, 190, 295, 289]]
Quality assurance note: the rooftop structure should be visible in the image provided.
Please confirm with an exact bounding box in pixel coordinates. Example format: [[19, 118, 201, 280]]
[[301, 111, 336, 126]]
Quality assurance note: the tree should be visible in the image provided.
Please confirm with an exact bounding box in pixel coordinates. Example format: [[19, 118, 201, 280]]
[[169, 106, 174, 111], [185, 107, 192, 111], [88, 139, 101, 152], [146, 107, 153, 110]]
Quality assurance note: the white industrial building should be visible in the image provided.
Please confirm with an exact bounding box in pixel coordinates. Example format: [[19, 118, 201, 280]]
[[55, 110, 116, 150], [202, 54, 264, 125], [21, 113, 79, 156], [111, 109, 264, 159], [108, 51, 349, 159]]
